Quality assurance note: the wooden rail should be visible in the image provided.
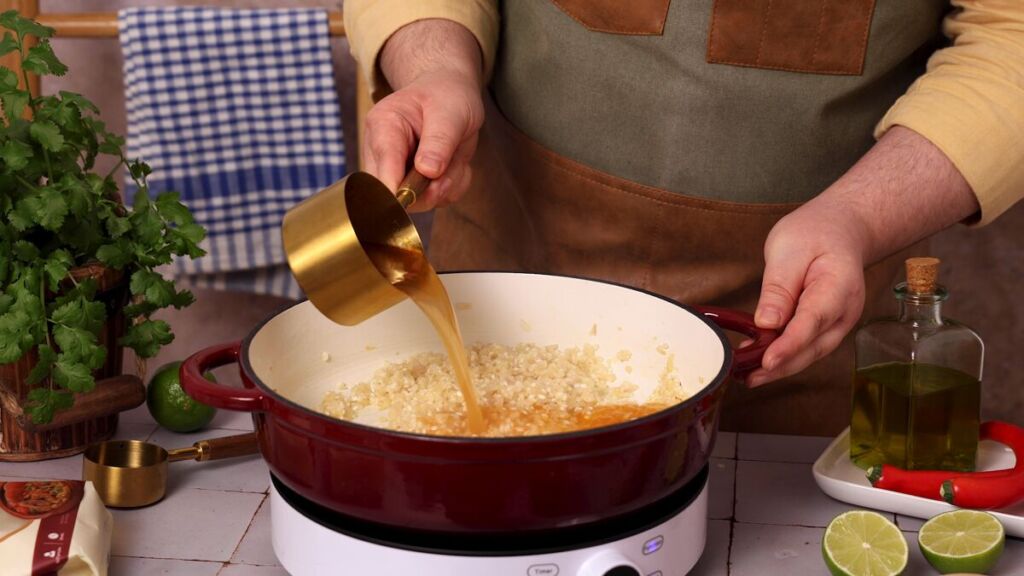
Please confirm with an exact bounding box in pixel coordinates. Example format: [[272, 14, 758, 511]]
[[35, 11, 346, 37]]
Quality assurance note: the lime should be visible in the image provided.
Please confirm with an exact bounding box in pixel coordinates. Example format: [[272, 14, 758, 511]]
[[823, 510, 908, 576], [918, 510, 1004, 574], [147, 361, 217, 432]]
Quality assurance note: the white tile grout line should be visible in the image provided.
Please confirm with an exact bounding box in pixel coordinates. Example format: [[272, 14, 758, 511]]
[[726, 449, 739, 575], [226, 492, 271, 567], [194, 486, 270, 495], [112, 554, 222, 563]]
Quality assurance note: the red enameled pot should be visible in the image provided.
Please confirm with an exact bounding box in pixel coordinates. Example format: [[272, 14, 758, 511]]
[[181, 272, 773, 534]]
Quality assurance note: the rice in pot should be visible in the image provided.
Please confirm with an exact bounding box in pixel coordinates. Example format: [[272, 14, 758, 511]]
[[320, 343, 690, 437]]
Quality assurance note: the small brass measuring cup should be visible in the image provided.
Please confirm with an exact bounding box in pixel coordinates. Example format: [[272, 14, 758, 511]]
[[82, 432, 259, 508], [282, 168, 430, 325]]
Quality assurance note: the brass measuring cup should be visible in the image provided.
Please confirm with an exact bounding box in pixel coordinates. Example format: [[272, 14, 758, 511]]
[[282, 168, 430, 325], [82, 432, 259, 508]]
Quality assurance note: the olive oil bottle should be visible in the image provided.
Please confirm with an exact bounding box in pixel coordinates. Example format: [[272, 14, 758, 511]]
[[850, 258, 983, 471]]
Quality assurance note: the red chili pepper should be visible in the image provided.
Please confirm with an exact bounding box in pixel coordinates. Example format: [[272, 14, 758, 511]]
[[940, 474, 1024, 509], [866, 421, 1022, 505], [940, 421, 1024, 509], [867, 464, 1009, 500]]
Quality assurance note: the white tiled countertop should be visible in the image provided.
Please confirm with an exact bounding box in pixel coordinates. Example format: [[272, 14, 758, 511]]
[[2, 417, 1022, 575]]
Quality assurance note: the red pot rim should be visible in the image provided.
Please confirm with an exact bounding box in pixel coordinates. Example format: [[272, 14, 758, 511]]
[[238, 271, 733, 445]]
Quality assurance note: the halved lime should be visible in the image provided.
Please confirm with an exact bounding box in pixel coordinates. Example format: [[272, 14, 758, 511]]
[[823, 510, 908, 576], [918, 510, 1004, 574]]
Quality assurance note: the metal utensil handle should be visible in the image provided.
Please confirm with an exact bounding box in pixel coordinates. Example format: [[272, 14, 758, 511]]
[[194, 433, 260, 462], [395, 168, 430, 208], [167, 433, 260, 463]]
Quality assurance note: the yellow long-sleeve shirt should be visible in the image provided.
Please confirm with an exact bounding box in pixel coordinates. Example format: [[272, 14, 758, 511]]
[[344, 0, 1024, 225]]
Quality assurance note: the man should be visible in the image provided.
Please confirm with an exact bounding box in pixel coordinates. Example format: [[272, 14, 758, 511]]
[[343, 0, 1024, 433]]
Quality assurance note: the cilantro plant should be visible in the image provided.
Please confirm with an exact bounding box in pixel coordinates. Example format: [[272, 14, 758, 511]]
[[0, 12, 205, 424]]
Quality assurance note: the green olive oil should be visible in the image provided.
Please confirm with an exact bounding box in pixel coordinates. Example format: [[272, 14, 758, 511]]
[[850, 362, 980, 471]]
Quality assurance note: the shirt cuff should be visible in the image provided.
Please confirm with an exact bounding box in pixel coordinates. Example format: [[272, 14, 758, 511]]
[[343, 0, 499, 101]]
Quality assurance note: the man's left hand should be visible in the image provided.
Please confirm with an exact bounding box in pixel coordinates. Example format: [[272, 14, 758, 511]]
[[746, 198, 868, 387], [746, 126, 980, 387]]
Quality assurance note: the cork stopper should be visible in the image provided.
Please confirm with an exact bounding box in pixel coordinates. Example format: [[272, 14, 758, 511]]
[[905, 257, 940, 294]]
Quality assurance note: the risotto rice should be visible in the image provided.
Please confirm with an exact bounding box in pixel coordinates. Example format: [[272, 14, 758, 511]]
[[320, 343, 690, 437]]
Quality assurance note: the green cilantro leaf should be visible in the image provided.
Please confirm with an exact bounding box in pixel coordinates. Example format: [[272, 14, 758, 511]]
[[175, 222, 206, 245], [58, 90, 98, 113], [26, 388, 73, 424], [120, 319, 173, 358], [130, 202, 163, 248], [0, 32, 16, 57], [155, 192, 194, 225], [53, 324, 105, 369], [1, 90, 28, 122], [41, 249, 72, 290], [130, 269, 176, 307], [26, 343, 56, 384], [123, 300, 158, 318], [53, 358, 94, 393], [0, 65, 18, 89], [29, 120, 64, 151], [6, 208, 33, 231], [22, 42, 66, 76], [25, 389, 56, 424], [0, 309, 35, 363], [98, 133, 125, 156], [0, 10, 54, 41], [0, 139, 32, 170], [25, 388, 74, 425], [172, 289, 195, 309], [96, 242, 133, 268], [15, 187, 69, 231], [12, 240, 38, 262], [51, 296, 106, 334], [104, 215, 132, 239], [63, 178, 94, 214]]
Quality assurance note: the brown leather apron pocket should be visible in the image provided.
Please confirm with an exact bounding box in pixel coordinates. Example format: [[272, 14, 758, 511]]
[[550, 0, 672, 35], [707, 0, 877, 75]]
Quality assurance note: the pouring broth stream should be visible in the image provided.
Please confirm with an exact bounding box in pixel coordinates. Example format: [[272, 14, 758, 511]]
[[365, 243, 485, 433]]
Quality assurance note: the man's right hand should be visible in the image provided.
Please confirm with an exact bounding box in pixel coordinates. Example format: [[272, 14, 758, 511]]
[[363, 19, 486, 211]]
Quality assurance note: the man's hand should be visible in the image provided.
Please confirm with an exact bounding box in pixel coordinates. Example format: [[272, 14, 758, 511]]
[[747, 200, 868, 387], [363, 19, 486, 211], [747, 126, 980, 387]]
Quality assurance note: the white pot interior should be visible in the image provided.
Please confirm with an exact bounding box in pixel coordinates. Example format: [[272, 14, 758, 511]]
[[246, 273, 728, 423]]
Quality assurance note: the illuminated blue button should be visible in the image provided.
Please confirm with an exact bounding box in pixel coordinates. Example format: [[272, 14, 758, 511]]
[[642, 535, 664, 555]]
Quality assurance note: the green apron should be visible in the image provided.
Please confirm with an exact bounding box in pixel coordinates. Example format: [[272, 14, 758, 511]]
[[432, 0, 946, 434]]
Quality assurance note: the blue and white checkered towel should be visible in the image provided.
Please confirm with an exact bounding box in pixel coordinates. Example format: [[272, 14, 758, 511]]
[[119, 7, 347, 299]]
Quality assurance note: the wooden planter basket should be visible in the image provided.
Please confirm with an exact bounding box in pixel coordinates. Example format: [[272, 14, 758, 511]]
[[0, 264, 145, 461]]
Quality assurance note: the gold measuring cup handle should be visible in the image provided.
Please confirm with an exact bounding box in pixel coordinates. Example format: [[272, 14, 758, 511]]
[[395, 168, 430, 208], [167, 432, 260, 463]]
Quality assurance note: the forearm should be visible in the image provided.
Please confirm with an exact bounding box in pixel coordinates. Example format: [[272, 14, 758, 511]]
[[810, 126, 979, 265], [380, 19, 484, 91]]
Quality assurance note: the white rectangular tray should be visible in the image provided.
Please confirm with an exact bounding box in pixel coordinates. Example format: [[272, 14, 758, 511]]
[[813, 428, 1024, 537]]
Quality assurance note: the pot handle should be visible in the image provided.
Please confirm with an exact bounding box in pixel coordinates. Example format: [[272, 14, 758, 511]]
[[694, 306, 777, 379], [180, 342, 266, 412]]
